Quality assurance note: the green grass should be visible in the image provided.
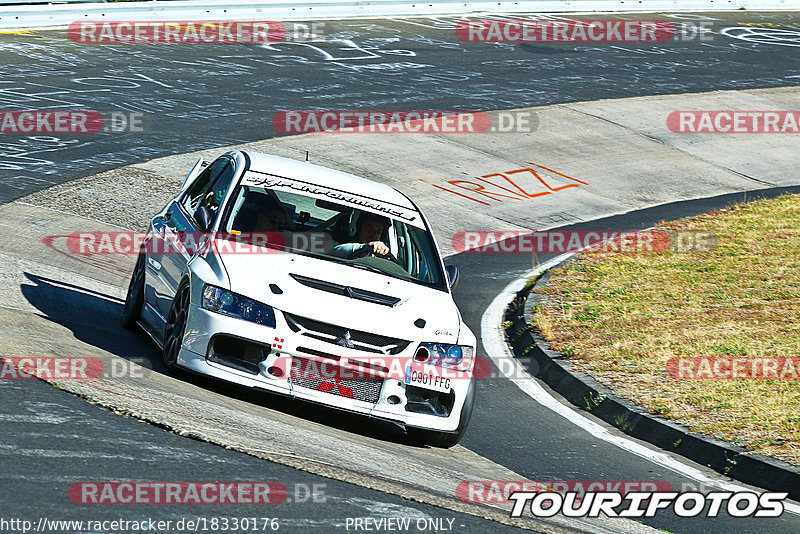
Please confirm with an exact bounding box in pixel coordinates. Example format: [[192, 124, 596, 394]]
[[532, 194, 800, 465]]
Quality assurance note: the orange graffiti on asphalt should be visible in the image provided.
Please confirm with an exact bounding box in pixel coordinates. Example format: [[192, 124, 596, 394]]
[[421, 164, 588, 205]]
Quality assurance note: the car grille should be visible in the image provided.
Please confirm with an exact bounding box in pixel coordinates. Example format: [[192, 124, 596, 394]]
[[284, 313, 410, 355], [290, 357, 383, 404]]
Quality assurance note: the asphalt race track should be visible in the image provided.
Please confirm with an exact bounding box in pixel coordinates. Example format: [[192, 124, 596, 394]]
[[2, 12, 800, 202], [0, 377, 532, 533], [1, 10, 800, 534]]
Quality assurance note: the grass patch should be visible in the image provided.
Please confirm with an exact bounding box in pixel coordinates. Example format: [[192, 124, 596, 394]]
[[532, 194, 800, 465]]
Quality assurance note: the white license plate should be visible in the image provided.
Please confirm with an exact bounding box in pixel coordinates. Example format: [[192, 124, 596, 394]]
[[404, 366, 452, 393]]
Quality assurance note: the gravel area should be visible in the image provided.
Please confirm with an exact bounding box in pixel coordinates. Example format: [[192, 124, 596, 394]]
[[20, 166, 179, 231]]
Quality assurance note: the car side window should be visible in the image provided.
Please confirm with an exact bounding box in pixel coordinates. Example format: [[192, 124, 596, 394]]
[[181, 157, 235, 226]]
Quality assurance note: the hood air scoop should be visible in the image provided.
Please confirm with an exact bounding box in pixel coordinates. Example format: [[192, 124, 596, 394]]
[[290, 274, 401, 307]]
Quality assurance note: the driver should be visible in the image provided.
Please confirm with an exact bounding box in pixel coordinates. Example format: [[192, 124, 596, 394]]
[[252, 197, 288, 233], [332, 212, 390, 258]]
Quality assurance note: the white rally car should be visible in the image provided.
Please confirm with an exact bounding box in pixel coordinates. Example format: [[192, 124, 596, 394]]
[[122, 150, 476, 447]]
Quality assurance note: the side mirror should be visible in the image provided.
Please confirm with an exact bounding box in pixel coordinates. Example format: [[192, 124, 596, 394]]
[[196, 206, 215, 232], [445, 265, 460, 290]]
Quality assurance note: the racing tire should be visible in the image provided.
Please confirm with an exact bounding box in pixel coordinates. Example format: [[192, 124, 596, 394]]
[[122, 251, 146, 330], [407, 377, 476, 448], [163, 281, 190, 371]]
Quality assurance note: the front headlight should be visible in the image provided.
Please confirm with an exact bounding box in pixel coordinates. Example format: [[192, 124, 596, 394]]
[[202, 285, 276, 327], [416, 343, 474, 371]]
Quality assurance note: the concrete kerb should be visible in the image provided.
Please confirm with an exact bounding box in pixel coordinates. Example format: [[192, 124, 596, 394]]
[[505, 259, 800, 501]]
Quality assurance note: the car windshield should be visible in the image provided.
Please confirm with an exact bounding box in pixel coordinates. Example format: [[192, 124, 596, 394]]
[[221, 182, 447, 290]]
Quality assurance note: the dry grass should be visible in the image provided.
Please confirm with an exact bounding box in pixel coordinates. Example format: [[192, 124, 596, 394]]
[[532, 194, 800, 465]]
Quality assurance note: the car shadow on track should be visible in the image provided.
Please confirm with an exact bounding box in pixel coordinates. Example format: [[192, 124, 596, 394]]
[[20, 272, 154, 364], [20, 272, 425, 448]]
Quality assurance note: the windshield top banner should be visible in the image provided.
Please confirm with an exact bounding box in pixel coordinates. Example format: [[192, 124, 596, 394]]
[[241, 172, 424, 228]]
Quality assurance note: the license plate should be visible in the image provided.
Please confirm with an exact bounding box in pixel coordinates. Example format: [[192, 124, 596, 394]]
[[404, 365, 452, 393]]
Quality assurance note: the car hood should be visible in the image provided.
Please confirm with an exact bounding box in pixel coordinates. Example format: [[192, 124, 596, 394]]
[[215, 248, 465, 344]]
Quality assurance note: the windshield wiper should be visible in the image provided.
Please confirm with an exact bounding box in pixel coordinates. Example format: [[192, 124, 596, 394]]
[[327, 258, 410, 282], [285, 250, 418, 284], [346, 262, 386, 274]]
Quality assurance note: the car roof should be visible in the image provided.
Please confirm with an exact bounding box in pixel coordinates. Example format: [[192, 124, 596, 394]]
[[242, 150, 416, 211]]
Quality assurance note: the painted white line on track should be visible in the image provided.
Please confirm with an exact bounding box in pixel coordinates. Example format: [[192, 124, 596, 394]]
[[480, 252, 800, 515]]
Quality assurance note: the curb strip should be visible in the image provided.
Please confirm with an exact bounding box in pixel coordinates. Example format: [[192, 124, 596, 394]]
[[504, 268, 800, 501]]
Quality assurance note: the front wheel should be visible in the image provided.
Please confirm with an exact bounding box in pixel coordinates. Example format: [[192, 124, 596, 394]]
[[163, 282, 190, 371], [122, 252, 146, 330], [407, 378, 476, 448]]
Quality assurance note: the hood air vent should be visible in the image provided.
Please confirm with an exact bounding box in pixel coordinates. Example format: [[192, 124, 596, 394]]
[[290, 273, 401, 307]]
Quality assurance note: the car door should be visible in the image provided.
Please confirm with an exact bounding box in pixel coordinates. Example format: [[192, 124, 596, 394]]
[[140, 207, 172, 331], [149, 156, 236, 320]]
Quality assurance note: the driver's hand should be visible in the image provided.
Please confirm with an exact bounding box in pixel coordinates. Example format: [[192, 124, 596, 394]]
[[368, 241, 389, 256]]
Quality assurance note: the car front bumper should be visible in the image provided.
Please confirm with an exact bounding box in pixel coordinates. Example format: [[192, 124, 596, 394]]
[[177, 306, 472, 433]]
